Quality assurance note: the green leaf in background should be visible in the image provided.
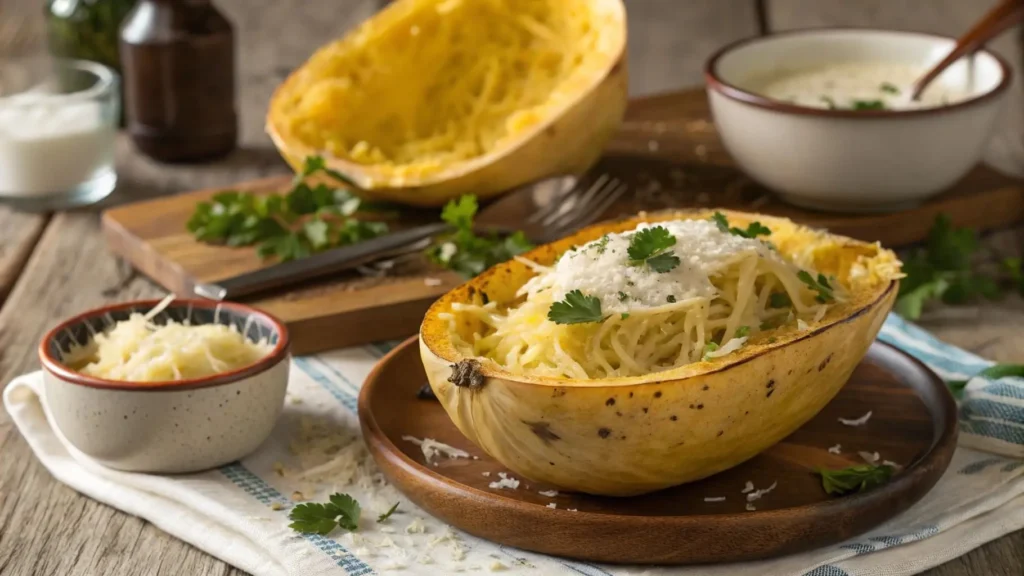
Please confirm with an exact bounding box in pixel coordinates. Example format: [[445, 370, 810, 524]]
[[947, 363, 1024, 399], [426, 195, 534, 278]]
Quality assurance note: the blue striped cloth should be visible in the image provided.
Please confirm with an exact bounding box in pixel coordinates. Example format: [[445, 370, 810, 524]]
[[4, 314, 1023, 576]]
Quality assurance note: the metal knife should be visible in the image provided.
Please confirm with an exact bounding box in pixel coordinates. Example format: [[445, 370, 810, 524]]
[[192, 222, 450, 301]]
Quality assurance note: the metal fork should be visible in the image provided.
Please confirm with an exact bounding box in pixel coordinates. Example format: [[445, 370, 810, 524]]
[[193, 174, 628, 300]]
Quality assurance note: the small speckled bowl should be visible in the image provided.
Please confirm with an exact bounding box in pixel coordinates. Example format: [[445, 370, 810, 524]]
[[39, 299, 290, 473]]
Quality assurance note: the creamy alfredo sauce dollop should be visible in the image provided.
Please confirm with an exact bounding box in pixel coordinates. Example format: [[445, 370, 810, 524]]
[[747, 62, 970, 111]]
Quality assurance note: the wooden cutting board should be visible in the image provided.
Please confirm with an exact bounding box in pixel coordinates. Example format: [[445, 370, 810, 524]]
[[359, 337, 958, 564], [102, 88, 1024, 354]]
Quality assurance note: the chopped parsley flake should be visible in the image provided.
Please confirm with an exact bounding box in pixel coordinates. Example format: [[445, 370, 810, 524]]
[[702, 342, 720, 360], [621, 313, 630, 320], [735, 325, 750, 338], [666, 295, 677, 303], [377, 502, 400, 523], [617, 291, 629, 302], [592, 235, 610, 254], [879, 82, 900, 95], [820, 95, 837, 109], [852, 99, 886, 110], [548, 290, 603, 324], [798, 270, 835, 303], [768, 292, 791, 309]]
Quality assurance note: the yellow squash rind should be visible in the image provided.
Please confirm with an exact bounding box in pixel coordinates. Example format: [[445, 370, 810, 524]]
[[267, 0, 628, 207], [420, 210, 901, 496]]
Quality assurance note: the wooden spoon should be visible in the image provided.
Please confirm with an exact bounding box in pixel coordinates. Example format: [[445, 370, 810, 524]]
[[910, 0, 1024, 101]]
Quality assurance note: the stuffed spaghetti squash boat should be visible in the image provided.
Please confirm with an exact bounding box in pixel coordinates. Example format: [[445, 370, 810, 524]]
[[420, 210, 903, 496]]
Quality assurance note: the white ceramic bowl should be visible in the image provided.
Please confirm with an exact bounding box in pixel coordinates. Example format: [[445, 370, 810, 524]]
[[39, 299, 290, 473], [705, 28, 1012, 213]]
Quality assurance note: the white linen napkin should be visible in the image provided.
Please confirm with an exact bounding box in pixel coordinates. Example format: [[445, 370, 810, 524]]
[[5, 315, 1023, 576]]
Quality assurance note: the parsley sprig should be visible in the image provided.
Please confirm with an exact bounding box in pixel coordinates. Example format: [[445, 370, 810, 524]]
[[627, 226, 680, 273], [426, 195, 533, 278], [187, 156, 390, 261], [815, 464, 894, 496], [895, 214, 1021, 319], [798, 270, 835, 303], [711, 212, 771, 239], [288, 493, 361, 535], [548, 290, 603, 324]]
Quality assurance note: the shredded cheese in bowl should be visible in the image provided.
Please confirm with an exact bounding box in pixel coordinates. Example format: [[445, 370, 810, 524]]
[[66, 298, 274, 383]]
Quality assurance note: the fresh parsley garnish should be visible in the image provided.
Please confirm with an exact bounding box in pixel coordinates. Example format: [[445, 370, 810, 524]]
[[947, 364, 1024, 398], [617, 291, 629, 302], [288, 493, 361, 535], [768, 292, 791, 309], [621, 313, 630, 319], [187, 156, 390, 261], [377, 502, 400, 523], [711, 212, 771, 239], [879, 82, 900, 95], [851, 99, 886, 110], [666, 295, 677, 303], [627, 226, 679, 272], [798, 270, 835, 303], [735, 325, 750, 338], [647, 252, 681, 273], [815, 464, 894, 496], [895, 214, 1014, 319], [548, 290, 603, 324], [592, 235, 611, 254], [426, 195, 534, 278]]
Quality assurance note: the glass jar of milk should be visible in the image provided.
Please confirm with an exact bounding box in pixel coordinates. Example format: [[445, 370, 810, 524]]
[[0, 58, 119, 210]]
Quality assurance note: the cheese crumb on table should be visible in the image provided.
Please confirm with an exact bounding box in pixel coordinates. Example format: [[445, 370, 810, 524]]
[[745, 481, 777, 503], [538, 489, 558, 497], [546, 503, 557, 509], [828, 444, 842, 454], [703, 496, 726, 503], [838, 410, 873, 426], [488, 472, 520, 490], [741, 481, 755, 493]]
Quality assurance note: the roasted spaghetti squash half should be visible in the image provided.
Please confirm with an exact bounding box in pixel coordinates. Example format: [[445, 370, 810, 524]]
[[420, 210, 903, 496], [267, 0, 628, 206]]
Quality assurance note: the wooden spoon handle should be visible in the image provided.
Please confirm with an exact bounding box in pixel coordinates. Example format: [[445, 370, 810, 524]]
[[911, 0, 1024, 101]]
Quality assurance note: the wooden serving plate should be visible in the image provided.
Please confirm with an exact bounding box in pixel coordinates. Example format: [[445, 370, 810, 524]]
[[358, 337, 958, 565]]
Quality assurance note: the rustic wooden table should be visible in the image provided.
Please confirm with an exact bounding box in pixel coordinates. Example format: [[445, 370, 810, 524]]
[[1, 1, 1023, 575]]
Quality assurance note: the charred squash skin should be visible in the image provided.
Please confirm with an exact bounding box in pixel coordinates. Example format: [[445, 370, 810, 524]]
[[420, 210, 901, 496], [267, 0, 628, 207]]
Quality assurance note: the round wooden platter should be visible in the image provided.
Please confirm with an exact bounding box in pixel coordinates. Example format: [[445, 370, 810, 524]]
[[358, 337, 958, 565]]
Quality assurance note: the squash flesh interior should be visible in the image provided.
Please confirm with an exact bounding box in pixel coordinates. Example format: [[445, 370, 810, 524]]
[[272, 0, 618, 177]]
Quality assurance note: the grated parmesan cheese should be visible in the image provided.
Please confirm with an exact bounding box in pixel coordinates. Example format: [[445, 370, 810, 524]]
[[406, 518, 427, 534], [859, 451, 880, 464], [402, 435, 472, 463], [741, 481, 755, 494], [746, 481, 777, 503], [797, 318, 810, 331], [489, 560, 509, 571], [488, 472, 520, 490], [68, 296, 272, 382], [839, 411, 873, 426], [703, 496, 726, 503], [538, 490, 559, 497], [705, 336, 748, 359], [546, 503, 557, 509], [828, 444, 842, 455]]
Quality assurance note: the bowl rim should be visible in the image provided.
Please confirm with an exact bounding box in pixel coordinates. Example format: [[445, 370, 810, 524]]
[[39, 298, 290, 391], [704, 27, 1013, 118]]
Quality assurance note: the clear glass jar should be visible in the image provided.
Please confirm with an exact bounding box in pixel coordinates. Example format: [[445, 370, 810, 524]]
[[0, 58, 120, 211]]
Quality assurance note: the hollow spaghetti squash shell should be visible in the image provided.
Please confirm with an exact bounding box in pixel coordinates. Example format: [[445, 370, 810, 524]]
[[420, 210, 902, 496], [267, 0, 628, 207]]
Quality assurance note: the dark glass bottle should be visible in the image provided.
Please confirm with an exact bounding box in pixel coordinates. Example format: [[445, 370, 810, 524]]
[[119, 0, 237, 163]]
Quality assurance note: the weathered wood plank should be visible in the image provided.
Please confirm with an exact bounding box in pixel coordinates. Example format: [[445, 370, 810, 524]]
[[0, 209, 48, 303]]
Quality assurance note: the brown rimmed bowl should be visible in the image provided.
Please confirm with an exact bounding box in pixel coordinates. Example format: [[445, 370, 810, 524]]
[[704, 28, 1012, 213], [39, 299, 290, 473]]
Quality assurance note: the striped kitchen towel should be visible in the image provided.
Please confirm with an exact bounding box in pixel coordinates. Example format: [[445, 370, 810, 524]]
[[5, 314, 1023, 576]]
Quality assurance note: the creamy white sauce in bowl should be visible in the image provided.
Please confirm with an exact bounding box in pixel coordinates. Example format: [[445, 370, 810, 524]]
[[747, 61, 970, 111]]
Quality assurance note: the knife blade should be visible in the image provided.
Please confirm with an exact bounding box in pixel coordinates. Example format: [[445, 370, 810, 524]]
[[193, 222, 450, 301]]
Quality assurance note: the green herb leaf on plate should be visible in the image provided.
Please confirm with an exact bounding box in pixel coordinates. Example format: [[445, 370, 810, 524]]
[[815, 464, 894, 496]]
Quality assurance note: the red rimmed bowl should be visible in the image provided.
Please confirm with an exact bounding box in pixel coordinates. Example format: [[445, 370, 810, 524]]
[[39, 299, 290, 473], [704, 28, 1011, 213]]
